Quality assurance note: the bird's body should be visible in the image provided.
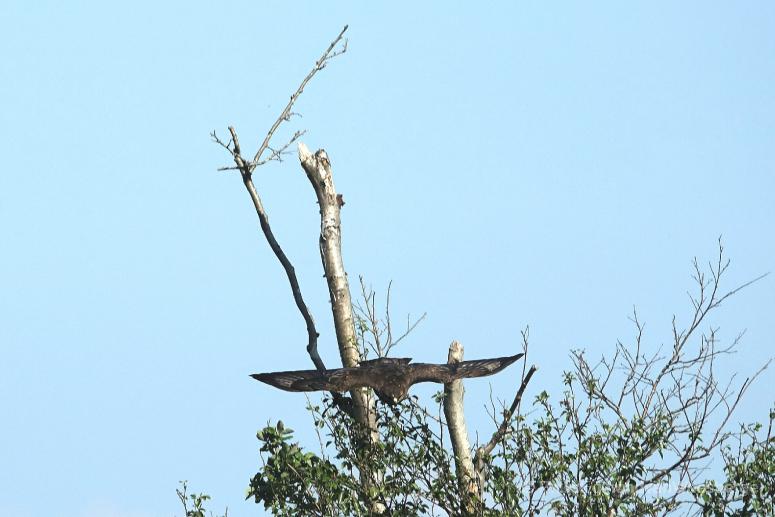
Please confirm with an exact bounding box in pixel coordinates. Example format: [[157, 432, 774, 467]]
[[252, 353, 523, 404]]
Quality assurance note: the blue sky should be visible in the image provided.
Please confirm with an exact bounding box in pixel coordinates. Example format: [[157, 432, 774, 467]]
[[1, 2, 773, 516]]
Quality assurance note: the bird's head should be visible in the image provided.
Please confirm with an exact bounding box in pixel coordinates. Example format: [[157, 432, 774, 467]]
[[375, 386, 407, 405]]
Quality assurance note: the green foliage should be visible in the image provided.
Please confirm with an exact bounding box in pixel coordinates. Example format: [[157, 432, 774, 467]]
[[249, 399, 464, 516], [176, 481, 227, 517], [692, 410, 775, 516], [183, 246, 773, 516], [483, 389, 682, 515], [247, 388, 773, 516], [247, 420, 361, 515], [244, 248, 773, 515]]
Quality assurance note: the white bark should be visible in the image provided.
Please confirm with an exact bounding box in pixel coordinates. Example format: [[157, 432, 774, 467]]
[[297, 143, 361, 368], [298, 142, 383, 512], [443, 340, 479, 511]]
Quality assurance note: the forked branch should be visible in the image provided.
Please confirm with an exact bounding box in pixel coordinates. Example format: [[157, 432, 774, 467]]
[[211, 27, 349, 374], [212, 25, 348, 173]]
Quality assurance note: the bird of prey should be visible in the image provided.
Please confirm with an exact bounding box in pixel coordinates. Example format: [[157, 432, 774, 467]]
[[252, 353, 524, 405]]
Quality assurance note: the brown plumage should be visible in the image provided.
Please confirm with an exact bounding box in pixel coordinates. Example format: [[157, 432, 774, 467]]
[[251, 353, 524, 405]]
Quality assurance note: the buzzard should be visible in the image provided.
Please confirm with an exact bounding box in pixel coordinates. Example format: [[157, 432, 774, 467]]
[[252, 353, 524, 405]]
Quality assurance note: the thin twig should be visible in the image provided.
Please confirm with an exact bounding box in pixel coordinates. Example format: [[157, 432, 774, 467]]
[[250, 26, 348, 171], [479, 364, 538, 458]]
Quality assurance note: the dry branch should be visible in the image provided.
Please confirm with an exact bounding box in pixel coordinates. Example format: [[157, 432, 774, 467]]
[[211, 27, 348, 374], [354, 278, 427, 359], [478, 364, 538, 460], [250, 26, 348, 170], [223, 127, 325, 373]]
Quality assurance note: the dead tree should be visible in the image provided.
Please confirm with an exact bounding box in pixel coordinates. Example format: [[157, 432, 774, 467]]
[[213, 27, 539, 514], [212, 25, 387, 509]]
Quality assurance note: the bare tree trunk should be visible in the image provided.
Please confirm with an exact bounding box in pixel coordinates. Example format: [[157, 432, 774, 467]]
[[297, 144, 360, 367], [443, 340, 479, 514], [297, 142, 383, 511]]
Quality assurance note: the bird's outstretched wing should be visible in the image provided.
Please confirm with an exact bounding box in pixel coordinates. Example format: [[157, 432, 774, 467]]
[[251, 369, 333, 392], [251, 366, 379, 393], [409, 353, 524, 384]]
